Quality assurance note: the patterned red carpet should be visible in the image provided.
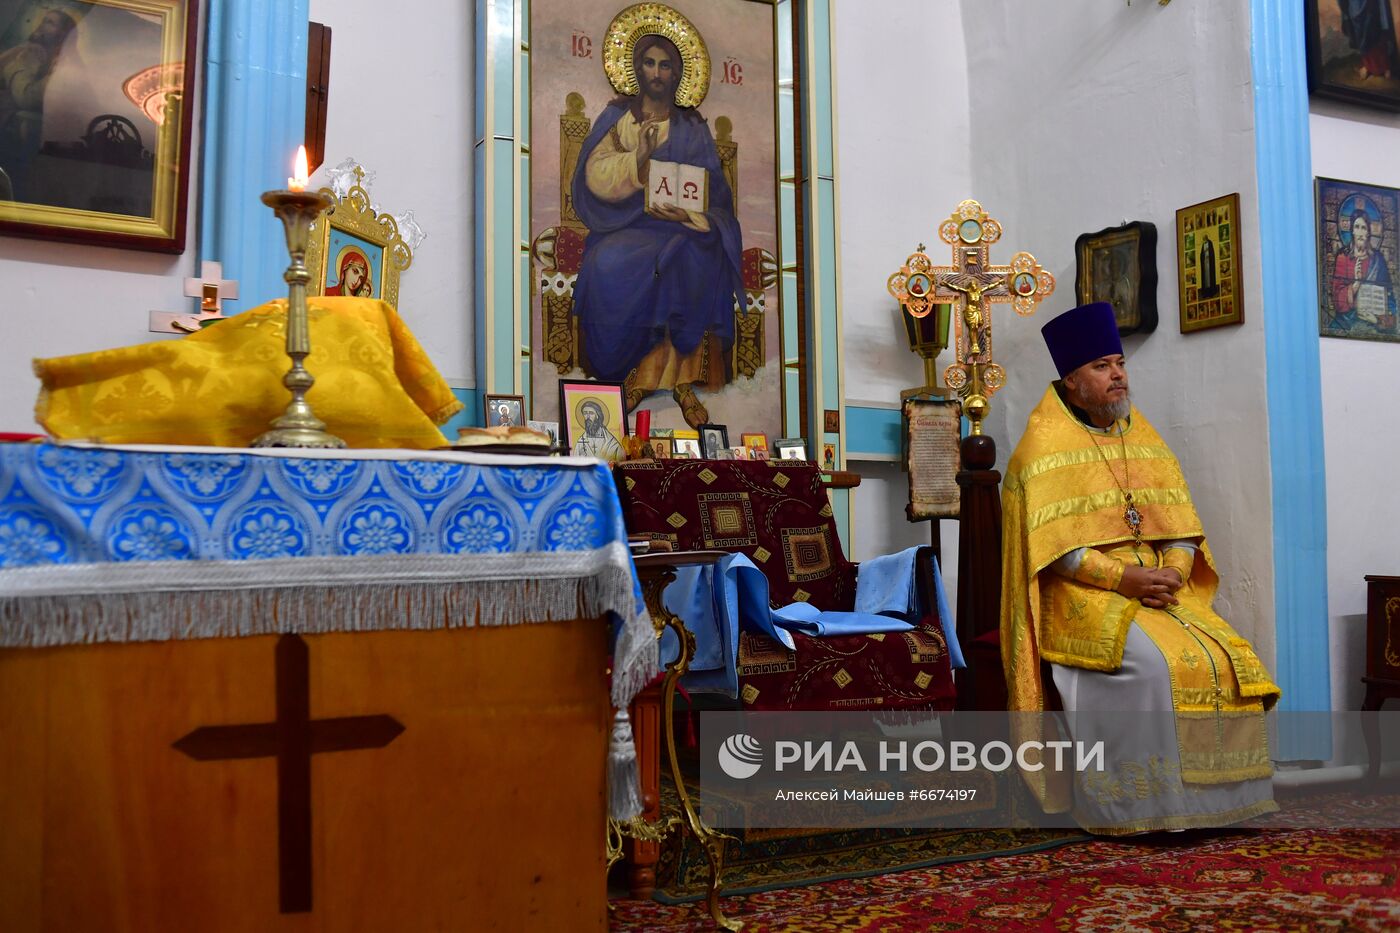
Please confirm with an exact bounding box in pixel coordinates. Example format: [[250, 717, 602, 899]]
[[610, 819, 1400, 931]]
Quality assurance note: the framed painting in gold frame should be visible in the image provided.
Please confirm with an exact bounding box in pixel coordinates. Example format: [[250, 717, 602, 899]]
[[1176, 193, 1243, 334], [305, 169, 413, 307], [0, 0, 199, 252]]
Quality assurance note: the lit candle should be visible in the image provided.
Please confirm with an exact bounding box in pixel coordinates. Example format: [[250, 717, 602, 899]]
[[287, 145, 309, 191]]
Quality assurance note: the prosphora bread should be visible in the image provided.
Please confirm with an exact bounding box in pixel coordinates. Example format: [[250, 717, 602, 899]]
[[454, 425, 552, 447]]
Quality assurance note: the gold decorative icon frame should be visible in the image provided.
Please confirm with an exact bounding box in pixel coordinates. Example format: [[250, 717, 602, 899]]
[[1175, 192, 1243, 335], [0, 0, 199, 252], [305, 168, 413, 308]]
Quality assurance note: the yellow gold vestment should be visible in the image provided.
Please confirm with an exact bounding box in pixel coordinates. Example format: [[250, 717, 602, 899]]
[[1001, 386, 1280, 809], [34, 297, 462, 449]]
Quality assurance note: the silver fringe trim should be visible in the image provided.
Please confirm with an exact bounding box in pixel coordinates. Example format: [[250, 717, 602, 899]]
[[1, 544, 658, 820], [1, 540, 655, 818], [0, 544, 656, 705]]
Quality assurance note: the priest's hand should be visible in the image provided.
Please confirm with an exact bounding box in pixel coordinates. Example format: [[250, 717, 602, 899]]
[[1118, 565, 1181, 607]]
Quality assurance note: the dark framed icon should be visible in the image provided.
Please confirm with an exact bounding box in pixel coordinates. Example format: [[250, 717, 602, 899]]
[[1074, 221, 1159, 336], [698, 423, 729, 460], [1304, 0, 1400, 113], [558, 379, 628, 462], [1316, 176, 1399, 342], [483, 394, 526, 428]]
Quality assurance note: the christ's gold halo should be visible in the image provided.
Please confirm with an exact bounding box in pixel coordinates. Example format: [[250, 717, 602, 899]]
[[603, 3, 711, 110]]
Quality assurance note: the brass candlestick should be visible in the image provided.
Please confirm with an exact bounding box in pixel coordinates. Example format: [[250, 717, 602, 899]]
[[252, 188, 346, 449]]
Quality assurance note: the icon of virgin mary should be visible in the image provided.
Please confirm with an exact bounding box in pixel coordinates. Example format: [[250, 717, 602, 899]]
[[325, 246, 374, 297]]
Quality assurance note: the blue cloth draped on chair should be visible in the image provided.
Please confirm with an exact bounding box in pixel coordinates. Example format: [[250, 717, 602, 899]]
[[659, 546, 961, 697]]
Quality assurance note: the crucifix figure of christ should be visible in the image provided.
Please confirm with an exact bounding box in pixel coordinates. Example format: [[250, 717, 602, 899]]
[[942, 272, 1004, 359], [172, 634, 405, 914], [888, 200, 1055, 435]]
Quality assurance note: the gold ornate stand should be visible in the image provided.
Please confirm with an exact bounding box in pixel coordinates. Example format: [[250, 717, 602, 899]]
[[610, 551, 739, 930], [252, 188, 346, 449], [886, 200, 1056, 439]]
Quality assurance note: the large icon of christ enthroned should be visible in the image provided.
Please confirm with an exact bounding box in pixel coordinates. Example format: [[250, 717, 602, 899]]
[[530, 1, 781, 434]]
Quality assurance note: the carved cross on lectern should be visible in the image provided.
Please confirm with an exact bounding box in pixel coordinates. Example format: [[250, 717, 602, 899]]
[[172, 634, 405, 914], [887, 200, 1055, 434]]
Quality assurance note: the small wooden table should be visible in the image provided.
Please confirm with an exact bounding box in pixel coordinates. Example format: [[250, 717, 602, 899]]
[[1362, 575, 1400, 779], [608, 550, 737, 930]]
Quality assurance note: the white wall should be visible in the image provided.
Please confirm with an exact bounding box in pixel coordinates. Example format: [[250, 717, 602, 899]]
[[1309, 100, 1400, 712], [960, 0, 1277, 661], [835, 0, 971, 406], [307, 0, 475, 388], [835, 0, 970, 573]]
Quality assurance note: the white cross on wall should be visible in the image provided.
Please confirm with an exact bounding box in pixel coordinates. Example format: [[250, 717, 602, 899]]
[[149, 261, 241, 334]]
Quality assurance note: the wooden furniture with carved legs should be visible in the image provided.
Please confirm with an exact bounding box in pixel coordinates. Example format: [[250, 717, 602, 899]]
[[1362, 575, 1400, 779], [608, 550, 737, 930], [622, 682, 663, 899]]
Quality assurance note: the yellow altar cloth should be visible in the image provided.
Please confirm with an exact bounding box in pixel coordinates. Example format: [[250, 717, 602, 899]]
[[34, 298, 462, 449]]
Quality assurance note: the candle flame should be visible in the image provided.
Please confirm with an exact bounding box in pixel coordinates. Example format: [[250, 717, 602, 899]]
[[288, 145, 310, 191]]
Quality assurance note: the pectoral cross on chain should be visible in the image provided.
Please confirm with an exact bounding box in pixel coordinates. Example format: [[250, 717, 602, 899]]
[[1124, 493, 1144, 542]]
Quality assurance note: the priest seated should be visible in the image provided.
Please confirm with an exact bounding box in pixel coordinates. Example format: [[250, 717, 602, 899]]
[[1000, 301, 1281, 834]]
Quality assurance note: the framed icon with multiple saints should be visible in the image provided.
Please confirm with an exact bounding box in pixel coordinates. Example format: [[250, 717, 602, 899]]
[[1176, 193, 1243, 334]]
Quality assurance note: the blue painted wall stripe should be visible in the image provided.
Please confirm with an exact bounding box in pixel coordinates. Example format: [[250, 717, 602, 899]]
[[441, 387, 481, 440], [473, 2, 521, 396], [200, 0, 310, 311], [473, 137, 487, 393], [1251, 0, 1331, 751], [845, 406, 901, 455]]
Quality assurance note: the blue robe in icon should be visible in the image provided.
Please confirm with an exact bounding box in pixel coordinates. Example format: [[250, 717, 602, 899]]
[[569, 102, 744, 384]]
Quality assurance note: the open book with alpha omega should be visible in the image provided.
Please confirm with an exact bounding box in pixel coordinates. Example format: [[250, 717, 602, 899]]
[[646, 162, 708, 212]]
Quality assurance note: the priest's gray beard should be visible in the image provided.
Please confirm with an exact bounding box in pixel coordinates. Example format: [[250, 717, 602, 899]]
[[1085, 391, 1131, 426], [1067, 383, 1132, 426]]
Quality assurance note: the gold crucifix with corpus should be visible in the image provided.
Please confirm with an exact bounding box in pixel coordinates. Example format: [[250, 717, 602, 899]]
[[887, 199, 1055, 435]]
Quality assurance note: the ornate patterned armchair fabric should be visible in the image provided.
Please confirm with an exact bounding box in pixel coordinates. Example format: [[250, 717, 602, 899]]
[[614, 459, 956, 712]]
